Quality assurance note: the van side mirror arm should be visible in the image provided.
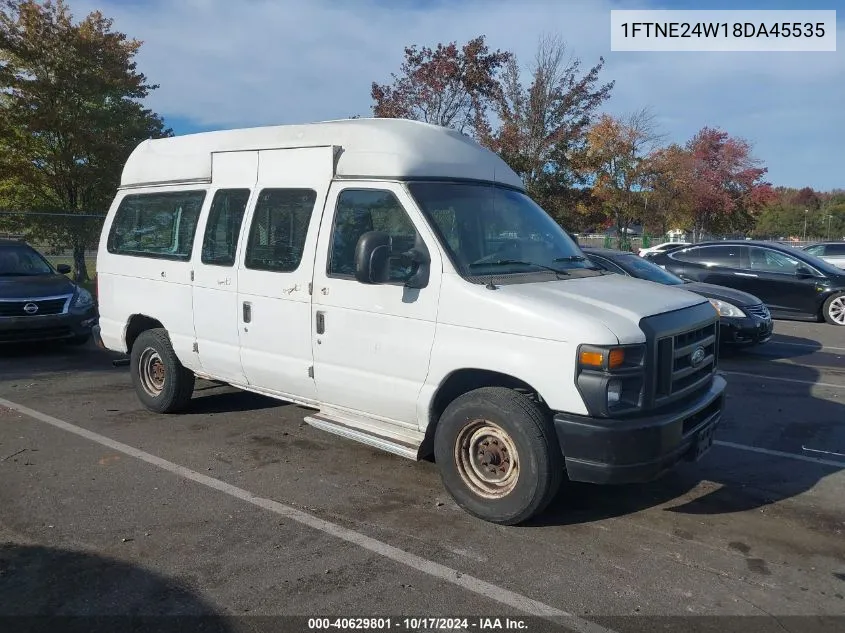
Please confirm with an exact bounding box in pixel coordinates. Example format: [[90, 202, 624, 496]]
[[400, 234, 430, 289]]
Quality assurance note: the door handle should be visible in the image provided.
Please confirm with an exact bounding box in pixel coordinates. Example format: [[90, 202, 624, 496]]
[[243, 301, 252, 323], [734, 272, 757, 278], [315, 311, 325, 334]]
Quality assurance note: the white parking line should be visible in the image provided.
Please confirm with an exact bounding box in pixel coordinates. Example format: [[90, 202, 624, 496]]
[[714, 440, 845, 469], [0, 396, 613, 633], [769, 340, 845, 352], [722, 370, 845, 390]]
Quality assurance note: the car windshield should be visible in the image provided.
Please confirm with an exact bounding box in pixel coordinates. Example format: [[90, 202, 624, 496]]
[[0, 242, 55, 276], [406, 182, 598, 279], [617, 254, 686, 285]]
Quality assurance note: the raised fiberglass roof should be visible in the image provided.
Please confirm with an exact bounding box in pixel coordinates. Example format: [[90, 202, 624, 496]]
[[119, 117, 525, 190]]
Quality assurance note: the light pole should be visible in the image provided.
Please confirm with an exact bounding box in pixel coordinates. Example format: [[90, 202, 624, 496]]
[[803, 209, 808, 242], [828, 214, 833, 241]]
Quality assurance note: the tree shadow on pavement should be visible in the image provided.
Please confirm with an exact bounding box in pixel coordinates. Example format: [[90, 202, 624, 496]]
[[529, 339, 845, 527], [0, 542, 233, 632]]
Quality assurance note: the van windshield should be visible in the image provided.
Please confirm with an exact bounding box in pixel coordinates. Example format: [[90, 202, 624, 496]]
[[407, 181, 598, 280]]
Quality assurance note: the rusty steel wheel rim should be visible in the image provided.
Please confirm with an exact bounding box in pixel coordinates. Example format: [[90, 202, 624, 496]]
[[138, 347, 166, 397], [454, 419, 519, 498]]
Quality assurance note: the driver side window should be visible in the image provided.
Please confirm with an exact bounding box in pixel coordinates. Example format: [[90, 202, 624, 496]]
[[747, 247, 802, 274], [328, 189, 419, 282]]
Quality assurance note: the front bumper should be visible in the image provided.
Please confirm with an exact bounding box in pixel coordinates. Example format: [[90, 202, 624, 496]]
[[553, 373, 726, 485], [719, 315, 772, 346], [0, 308, 98, 344]]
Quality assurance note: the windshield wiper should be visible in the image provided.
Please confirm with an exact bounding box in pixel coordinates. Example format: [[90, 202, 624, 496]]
[[552, 255, 586, 262], [468, 259, 570, 276]]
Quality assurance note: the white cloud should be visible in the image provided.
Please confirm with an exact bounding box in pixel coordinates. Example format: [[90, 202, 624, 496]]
[[64, 0, 844, 189]]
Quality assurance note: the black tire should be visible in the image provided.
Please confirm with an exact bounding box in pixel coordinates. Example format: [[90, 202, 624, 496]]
[[821, 292, 845, 326], [433, 386, 563, 525], [129, 328, 195, 413]]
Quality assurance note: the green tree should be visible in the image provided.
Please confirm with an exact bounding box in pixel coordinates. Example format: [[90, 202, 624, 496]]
[[0, 0, 171, 281]]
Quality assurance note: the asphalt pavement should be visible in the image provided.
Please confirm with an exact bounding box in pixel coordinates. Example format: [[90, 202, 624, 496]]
[[1, 320, 843, 633]]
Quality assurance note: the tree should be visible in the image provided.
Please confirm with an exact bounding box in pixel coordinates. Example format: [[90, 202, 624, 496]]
[[0, 0, 171, 281], [679, 127, 769, 241], [482, 34, 614, 224], [581, 109, 660, 249], [370, 35, 511, 137]]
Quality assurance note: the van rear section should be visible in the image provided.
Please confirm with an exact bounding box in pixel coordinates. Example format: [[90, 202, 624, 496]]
[[95, 118, 726, 525]]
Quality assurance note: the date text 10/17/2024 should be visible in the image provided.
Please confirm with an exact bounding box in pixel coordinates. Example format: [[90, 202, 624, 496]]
[[307, 618, 529, 630]]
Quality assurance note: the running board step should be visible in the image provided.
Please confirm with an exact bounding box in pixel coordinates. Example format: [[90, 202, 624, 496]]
[[304, 413, 421, 460]]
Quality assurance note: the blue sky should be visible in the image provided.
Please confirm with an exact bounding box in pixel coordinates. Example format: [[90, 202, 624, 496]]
[[65, 0, 843, 190]]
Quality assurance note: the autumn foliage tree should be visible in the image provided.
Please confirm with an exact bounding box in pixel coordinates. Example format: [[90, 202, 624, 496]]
[[482, 35, 614, 223], [581, 109, 660, 249], [370, 35, 511, 137], [0, 0, 171, 281]]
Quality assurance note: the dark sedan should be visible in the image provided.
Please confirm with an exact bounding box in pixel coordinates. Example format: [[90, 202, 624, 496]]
[[646, 240, 845, 326], [584, 247, 773, 347], [0, 239, 98, 344]]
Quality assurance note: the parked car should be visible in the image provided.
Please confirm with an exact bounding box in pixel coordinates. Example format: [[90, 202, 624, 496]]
[[802, 242, 845, 269], [0, 239, 98, 344], [583, 248, 773, 347], [647, 240, 845, 326], [94, 118, 726, 525], [638, 241, 690, 258]]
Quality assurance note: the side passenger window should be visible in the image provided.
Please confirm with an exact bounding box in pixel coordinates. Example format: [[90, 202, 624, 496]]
[[244, 188, 317, 272], [328, 189, 419, 282], [201, 189, 251, 266]]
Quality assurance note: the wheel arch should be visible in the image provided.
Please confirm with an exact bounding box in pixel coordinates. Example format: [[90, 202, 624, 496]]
[[419, 368, 549, 460], [124, 313, 165, 352]]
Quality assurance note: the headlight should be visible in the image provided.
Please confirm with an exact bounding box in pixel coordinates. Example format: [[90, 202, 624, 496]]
[[576, 344, 645, 417], [708, 298, 746, 318], [73, 287, 94, 308]]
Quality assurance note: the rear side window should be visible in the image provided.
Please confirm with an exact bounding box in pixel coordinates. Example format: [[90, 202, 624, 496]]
[[671, 245, 742, 267], [244, 188, 317, 272], [827, 244, 845, 256], [201, 189, 251, 266], [107, 190, 206, 260]]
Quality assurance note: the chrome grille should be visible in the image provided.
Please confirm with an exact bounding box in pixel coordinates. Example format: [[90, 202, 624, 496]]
[[745, 303, 771, 320], [655, 322, 717, 405], [0, 296, 70, 317]]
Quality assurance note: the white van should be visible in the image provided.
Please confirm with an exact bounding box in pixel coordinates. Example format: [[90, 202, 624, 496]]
[[95, 118, 726, 524]]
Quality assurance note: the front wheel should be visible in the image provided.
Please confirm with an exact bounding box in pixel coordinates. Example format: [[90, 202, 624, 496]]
[[822, 293, 845, 326], [130, 328, 195, 413], [433, 387, 563, 525]]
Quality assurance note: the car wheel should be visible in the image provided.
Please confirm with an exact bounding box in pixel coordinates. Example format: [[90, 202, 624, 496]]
[[822, 293, 845, 326], [433, 387, 563, 525], [129, 328, 195, 413]]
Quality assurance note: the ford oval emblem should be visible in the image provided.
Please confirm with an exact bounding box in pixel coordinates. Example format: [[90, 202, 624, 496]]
[[690, 346, 706, 367], [23, 302, 39, 315]]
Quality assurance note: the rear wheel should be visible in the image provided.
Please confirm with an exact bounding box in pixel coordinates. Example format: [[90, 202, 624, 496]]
[[433, 387, 563, 525], [822, 293, 845, 326], [130, 328, 195, 413]]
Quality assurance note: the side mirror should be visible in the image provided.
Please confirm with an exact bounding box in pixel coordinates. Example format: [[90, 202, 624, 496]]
[[56, 264, 71, 274], [795, 265, 814, 278], [354, 231, 392, 284]]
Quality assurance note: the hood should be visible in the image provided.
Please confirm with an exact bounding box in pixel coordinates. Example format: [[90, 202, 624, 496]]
[[437, 272, 710, 345], [681, 281, 763, 306], [0, 273, 76, 300]]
